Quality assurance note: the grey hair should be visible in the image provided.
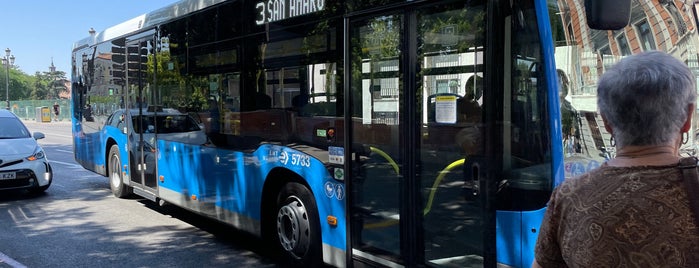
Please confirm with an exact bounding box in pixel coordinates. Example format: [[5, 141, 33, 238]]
[[597, 51, 696, 147]]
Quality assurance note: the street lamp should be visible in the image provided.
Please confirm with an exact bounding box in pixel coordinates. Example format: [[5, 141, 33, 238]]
[[2, 48, 15, 110]]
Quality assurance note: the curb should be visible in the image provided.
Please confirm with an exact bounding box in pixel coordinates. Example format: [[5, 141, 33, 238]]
[[21, 119, 72, 126]]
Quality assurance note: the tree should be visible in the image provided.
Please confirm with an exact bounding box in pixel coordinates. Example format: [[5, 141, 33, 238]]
[[31, 70, 67, 100], [49, 70, 68, 99], [0, 66, 31, 101], [32, 71, 51, 100]]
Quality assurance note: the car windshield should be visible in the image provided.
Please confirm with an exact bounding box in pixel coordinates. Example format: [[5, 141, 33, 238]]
[[0, 117, 31, 139], [133, 114, 201, 134]]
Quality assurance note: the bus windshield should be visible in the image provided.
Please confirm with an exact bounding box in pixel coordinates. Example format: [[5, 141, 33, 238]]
[[550, 0, 699, 180]]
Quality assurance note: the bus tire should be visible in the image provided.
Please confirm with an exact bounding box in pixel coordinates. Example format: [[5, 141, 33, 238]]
[[109, 145, 132, 198], [274, 182, 322, 267]]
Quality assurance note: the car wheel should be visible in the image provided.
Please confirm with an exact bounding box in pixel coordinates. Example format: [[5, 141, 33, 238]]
[[273, 182, 322, 267], [109, 145, 132, 198]]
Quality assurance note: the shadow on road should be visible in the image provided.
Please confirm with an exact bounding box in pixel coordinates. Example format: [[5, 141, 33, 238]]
[[0, 189, 48, 201], [139, 200, 291, 267], [0, 157, 288, 268]]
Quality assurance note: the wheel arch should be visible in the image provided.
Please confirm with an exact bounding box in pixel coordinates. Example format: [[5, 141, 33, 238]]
[[260, 167, 313, 240], [104, 137, 118, 177], [260, 166, 325, 266]]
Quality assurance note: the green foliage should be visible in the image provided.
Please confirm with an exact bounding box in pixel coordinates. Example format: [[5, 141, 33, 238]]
[[32, 71, 50, 99], [362, 17, 401, 59], [1, 68, 67, 101], [0, 67, 32, 101]]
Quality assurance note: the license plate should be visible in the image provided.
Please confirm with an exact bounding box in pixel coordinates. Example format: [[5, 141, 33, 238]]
[[0, 172, 16, 180]]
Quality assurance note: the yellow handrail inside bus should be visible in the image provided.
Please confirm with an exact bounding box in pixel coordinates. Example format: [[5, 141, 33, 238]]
[[364, 218, 399, 229], [361, 150, 466, 229], [423, 158, 465, 216], [369, 146, 400, 175]]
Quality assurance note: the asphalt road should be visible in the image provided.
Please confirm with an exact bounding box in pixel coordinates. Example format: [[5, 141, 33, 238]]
[[0, 120, 282, 268]]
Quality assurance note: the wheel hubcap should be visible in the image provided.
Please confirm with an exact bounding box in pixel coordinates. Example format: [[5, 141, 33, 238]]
[[276, 196, 311, 258], [110, 155, 121, 188]]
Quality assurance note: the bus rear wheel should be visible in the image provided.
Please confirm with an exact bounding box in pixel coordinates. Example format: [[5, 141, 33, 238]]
[[274, 182, 321, 267], [109, 145, 132, 198]]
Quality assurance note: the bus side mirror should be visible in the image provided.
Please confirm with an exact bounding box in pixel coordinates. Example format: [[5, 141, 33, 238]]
[[585, 0, 630, 30]]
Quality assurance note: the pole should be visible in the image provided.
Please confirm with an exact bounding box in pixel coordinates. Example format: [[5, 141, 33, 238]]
[[5, 60, 9, 110], [4, 48, 10, 110]]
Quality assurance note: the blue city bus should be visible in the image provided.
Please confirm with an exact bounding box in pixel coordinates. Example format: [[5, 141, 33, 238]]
[[71, 0, 699, 267]]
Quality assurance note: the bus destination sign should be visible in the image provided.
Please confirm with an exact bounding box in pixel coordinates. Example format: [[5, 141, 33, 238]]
[[255, 0, 325, 25]]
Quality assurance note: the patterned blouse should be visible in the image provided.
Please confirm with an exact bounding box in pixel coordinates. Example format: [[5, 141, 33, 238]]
[[535, 163, 699, 267]]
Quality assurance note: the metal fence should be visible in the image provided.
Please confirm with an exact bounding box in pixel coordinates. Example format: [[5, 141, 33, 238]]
[[9, 99, 71, 122]]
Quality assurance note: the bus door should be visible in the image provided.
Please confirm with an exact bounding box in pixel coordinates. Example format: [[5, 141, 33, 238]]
[[126, 31, 159, 199], [348, 2, 496, 266]]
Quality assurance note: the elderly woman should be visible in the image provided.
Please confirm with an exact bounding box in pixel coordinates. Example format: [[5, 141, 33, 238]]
[[533, 51, 699, 267]]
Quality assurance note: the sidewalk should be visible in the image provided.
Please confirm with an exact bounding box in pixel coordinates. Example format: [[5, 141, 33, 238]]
[[21, 118, 72, 129]]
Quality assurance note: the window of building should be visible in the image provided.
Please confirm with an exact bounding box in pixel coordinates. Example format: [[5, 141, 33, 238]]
[[616, 34, 631, 56], [636, 20, 656, 51]]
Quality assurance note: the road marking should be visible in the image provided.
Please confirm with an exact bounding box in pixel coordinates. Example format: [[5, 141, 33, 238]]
[[56, 149, 73, 154], [46, 133, 73, 139], [50, 160, 83, 169], [0, 251, 27, 268]]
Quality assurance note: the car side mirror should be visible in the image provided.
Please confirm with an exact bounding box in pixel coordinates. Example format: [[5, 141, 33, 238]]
[[33, 132, 45, 140]]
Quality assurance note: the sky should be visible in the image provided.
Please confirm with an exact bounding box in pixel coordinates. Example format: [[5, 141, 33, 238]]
[[1, 0, 181, 76]]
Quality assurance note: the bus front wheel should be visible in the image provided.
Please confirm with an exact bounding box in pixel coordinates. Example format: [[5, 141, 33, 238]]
[[109, 145, 132, 198], [274, 182, 322, 267]]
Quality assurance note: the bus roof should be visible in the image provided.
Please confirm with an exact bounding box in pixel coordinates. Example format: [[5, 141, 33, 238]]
[[72, 0, 226, 51]]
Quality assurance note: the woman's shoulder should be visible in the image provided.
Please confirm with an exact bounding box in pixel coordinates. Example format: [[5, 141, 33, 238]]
[[569, 163, 679, 182], [552, 163, 699, 266], [555, 163, 681, 198]]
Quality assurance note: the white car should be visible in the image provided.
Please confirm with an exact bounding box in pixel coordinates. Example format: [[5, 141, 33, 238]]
[[0, 109, 52, 193]]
